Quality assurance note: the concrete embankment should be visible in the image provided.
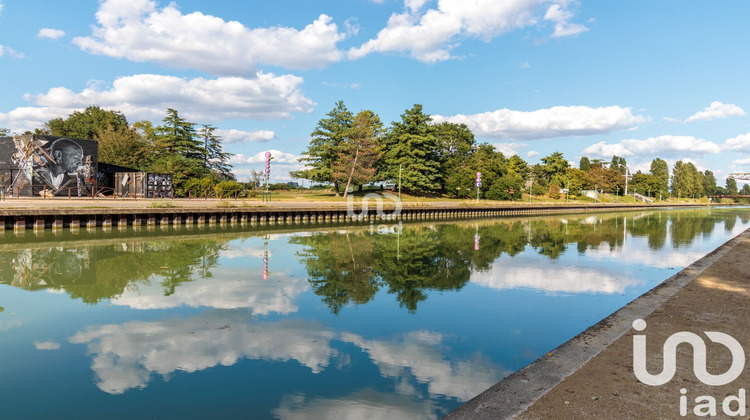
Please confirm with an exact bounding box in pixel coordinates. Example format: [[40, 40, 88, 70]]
[[0, 198, 704, 230], [447, 227, 750, 419]]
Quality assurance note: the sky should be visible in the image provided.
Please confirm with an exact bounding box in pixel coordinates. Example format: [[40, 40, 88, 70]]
[[1, 0, 750, 184]]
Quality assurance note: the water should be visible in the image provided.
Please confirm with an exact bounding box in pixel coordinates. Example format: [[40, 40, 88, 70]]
[[0, 207, 748, 419]]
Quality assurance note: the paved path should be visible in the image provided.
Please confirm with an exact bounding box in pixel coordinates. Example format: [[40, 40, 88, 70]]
[[448, 228, 750, 419]]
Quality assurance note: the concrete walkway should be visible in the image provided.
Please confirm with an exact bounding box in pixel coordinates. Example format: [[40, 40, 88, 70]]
[[448, 228, 750, 419]]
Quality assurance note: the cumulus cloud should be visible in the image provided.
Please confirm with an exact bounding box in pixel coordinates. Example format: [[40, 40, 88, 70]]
[[491, 142, 526, 156], [216, 128, 276, 144], [733, 157, 750, 166], [69, 314, 337, 394], [685, 101, 746, 123], [38, 28, 66, 39], [230, 150, 302, 165], [526, 150, 539, 157], [723, 133, 750, 152], [0, 73, 314, 132], [583, 135, 721, 159], [34, 340, 61, 350], [544, 3, 588, 37], [0, 1, 3, 16], [349, 0, 587, 63], [434, 105, 646, 140], [73, 0, 346, 75]]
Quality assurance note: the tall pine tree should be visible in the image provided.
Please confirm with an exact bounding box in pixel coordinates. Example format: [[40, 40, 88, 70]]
[[380, 104, 441, 193]]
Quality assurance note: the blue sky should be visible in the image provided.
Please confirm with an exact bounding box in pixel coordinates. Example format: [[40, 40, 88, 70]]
[[1, 0, 750, 183]]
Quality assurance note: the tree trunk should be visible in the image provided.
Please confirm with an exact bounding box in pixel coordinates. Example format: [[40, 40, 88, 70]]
[[334, 180, 340, 197], [343, 149, 359, 199]]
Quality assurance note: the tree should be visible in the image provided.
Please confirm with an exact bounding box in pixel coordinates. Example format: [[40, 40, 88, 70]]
[[433, 122, 475, 189], [380, 104, 441, 193], [334, 110, 383, 198], [650, 158, 670, 197], [630, 173, 661, 197], [293, 101, 353, 196], [726, 177, 739, 195], [702, 170, 717, 196], [610, 155, 627, 174], [541, 152, 570, 186], [579, 156, 591, 171], [198, 124, 234, 180], [0, 128, 9, 136], [485, 172, 524, 201], [672, 161, 703, 198], [507, 155, 529, 178], [95, 125, 149, 169], [44, 106, 129, 139], [155, 108, 203, 160]]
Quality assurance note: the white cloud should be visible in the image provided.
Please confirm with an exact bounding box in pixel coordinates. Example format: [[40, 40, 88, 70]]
[[520, 61, 531, 69], [685, 101, 746, 123], [544, 3, 588, 37], [0, 73, 314, 132], [491, 142, 526, 156], [34, 340, 61, 350], [216, 128, 275, 144], [230, 150, 302, 165], [69, 314, 337, 394], [723, 133, 750, 152], [0, 1, 3, 16], [583, 135, 721, 159], [526, 150, 539, 157], [0, 45, 24, 59], [73, 0, 346, 75], [733, 157, 750, 166], [38, 28, 66, 39], [434, 105, 646, 140], [349, 0, 587, 63]]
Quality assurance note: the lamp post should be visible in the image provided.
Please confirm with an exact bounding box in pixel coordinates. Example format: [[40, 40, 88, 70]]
[[398, 164, 402, 201], [529, 176, 534, 203]]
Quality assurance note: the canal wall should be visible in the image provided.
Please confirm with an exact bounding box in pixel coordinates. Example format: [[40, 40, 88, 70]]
[[446, 227, 750, 419], [0, 203, 705, 231]]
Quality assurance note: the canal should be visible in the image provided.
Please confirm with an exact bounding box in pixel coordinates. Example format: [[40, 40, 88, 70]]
[[0, 207, 748, 419]]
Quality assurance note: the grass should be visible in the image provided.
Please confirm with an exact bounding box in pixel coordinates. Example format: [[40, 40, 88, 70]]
[[215, 200, 236, 208], [149, 201, 178, 208]]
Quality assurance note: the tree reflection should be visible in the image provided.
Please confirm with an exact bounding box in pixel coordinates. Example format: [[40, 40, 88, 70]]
[[0, 239, 225, 304], [294, 209, 746, 313]]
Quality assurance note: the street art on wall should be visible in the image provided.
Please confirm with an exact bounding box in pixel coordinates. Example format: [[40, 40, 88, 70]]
[[0, 135, 98, 197]]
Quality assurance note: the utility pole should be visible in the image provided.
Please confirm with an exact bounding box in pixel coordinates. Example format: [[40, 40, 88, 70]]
[[398, 164, 402, 201]]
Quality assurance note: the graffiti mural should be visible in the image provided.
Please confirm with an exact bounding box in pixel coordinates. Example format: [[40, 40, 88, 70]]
[[0, 135, 98, 197]]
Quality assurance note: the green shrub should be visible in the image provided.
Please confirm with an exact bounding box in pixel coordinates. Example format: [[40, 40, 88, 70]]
[[214, 180, 245, 198]]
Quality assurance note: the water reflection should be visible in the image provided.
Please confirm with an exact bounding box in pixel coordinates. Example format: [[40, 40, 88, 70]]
[[70, 311, 337, 394], [1, 208, 748, 419], [0, 209, 746, 313]]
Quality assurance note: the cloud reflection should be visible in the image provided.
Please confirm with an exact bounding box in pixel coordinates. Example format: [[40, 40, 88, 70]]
[[471, 258, 641, 294], [69, 312, 336, 394], [111, 267, 308, 315], [273, 389, 441, 420], [341, 331, 506, 402]]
